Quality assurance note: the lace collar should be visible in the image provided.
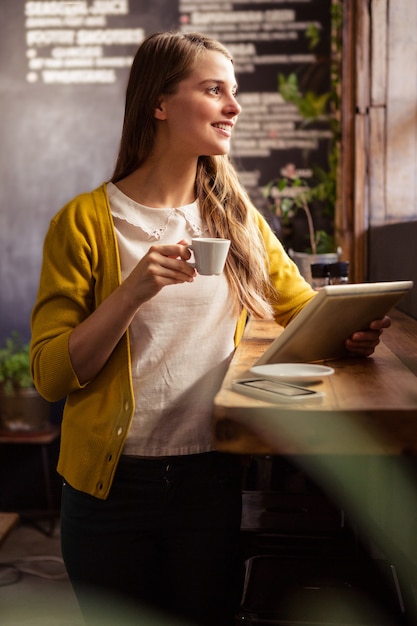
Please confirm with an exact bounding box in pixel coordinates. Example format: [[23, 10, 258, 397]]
[[107, 182, 207, 240]]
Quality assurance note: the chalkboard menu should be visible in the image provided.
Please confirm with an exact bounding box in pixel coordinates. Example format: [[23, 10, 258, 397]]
[[0, 0, 330, 340]]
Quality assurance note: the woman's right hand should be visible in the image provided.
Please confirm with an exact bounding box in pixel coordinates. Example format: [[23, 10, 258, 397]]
[[125, 241, 196, 307], [68, 241, 195, 385]]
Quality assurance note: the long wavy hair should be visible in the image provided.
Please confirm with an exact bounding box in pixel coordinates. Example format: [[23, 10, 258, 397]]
[[112, 31, 275, 318]]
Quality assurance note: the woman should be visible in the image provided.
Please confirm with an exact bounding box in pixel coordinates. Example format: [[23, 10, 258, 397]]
[[30, 31, 389, 625]]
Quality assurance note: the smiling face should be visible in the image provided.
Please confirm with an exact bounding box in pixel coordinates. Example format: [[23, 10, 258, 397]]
[[154, 50, 242, 159]]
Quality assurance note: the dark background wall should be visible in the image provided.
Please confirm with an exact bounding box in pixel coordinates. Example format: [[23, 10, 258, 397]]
[[0, 1, 180, 343], [0, 0, 331, 345]]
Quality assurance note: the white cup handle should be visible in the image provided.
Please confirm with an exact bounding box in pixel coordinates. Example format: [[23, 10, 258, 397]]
[[187, 245, 196, 268]]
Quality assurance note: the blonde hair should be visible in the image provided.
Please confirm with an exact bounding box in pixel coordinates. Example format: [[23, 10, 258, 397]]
[[112, 31, 275, 318]]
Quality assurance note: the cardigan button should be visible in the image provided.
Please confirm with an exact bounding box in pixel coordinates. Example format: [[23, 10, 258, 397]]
[[124, 401, 130, 412], [116, 426, 123, 437]]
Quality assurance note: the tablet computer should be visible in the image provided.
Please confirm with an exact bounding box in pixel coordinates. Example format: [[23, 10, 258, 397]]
[[255, 280, 414, 365]]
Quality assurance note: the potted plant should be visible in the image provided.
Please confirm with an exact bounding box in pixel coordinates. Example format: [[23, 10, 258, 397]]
[[0, 332, 50, 431], [264, 161, 340, 284]]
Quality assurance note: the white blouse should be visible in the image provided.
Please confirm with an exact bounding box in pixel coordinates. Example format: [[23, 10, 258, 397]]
[[107, 182, 238, 456]]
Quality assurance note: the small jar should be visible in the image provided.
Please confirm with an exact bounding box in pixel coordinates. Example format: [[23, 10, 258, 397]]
[[328, 261, 349, 285], [310, 263, 329, 290]]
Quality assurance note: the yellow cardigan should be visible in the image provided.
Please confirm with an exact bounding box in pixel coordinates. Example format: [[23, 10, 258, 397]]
[[30, 183, 315, 499]]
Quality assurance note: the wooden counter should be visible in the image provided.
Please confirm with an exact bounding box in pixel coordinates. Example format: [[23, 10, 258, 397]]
[[213, 309, 417, 456]]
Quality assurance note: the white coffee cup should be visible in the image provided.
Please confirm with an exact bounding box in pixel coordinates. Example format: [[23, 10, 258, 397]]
[[188, 238, 231, 275]]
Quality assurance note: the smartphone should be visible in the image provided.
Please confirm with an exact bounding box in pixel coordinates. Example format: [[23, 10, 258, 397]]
[[232, 378, 325, 404]]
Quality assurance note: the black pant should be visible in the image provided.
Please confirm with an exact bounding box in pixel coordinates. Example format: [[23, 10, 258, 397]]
[[61, 452, 243, 625]]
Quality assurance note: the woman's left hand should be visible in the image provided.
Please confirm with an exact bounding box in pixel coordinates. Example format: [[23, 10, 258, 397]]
[[344, 315, 391, 356]]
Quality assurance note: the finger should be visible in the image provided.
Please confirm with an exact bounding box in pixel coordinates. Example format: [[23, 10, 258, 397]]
[[163, 241, 192, 261], [369, 315, 391, 330], [151, 243, 187, 259], [147, 245, 194, 275], [344, 338, 378, 356], [345, 335, 381, 353], [149, 256, 196, 282], [176, 241, 192, 261]]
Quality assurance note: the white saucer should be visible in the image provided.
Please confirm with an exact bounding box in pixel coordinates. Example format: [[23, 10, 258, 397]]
[[249, 363, 335, 384]]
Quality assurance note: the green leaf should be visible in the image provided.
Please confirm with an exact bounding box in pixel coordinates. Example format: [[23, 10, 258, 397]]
[[306, 23, 321, 50], [0, 332, 34, 392]]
